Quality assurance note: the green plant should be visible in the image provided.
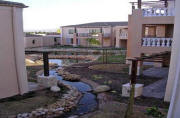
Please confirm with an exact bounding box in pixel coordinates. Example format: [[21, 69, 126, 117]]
[[146, 107, 165, 118], [86, 38, 100, 45], [92, 74, 103, 80]]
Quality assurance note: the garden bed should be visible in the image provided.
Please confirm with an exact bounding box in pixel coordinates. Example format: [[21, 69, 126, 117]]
[[64, 62, 169, 109]]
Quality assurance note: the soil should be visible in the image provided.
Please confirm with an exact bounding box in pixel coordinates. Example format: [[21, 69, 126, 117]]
[[64, 62, 170, 109], [0, 87, 68, 118]]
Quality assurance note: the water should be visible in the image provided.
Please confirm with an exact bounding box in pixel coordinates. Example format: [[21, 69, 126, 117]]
[[49, 59, 97, 115]]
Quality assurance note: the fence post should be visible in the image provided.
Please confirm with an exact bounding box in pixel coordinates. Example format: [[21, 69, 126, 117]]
[[43, 52, 49, 76]]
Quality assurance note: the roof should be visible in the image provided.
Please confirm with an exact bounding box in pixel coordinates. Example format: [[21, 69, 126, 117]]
[[25, 33, 42, 37], [62, 22, 128, 28], [0, 0, 27, 8]]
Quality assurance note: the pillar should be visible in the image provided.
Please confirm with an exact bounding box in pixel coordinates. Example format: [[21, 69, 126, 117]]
[[164, 0, 180, 102], [12, 7, 29, 94], [73, 33, 77, 47], [167, 0, 180, 117], [99, 33, 103, 47], [115, 39, 120, 48]]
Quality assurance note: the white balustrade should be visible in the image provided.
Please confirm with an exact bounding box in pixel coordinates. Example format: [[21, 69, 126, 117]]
[[142, 38, 172, 47], [143, 8, 175, 17]]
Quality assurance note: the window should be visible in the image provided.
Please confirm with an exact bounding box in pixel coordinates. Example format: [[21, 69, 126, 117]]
[[89, 29, 100, 34], [69, 29, 74, 34], [70, 38, 73, 44], [54, 38, 57, 42], [32, 40, 35, 44]]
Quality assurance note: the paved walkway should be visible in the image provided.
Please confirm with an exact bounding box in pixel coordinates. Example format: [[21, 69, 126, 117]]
[[142, 67, 169, 99]]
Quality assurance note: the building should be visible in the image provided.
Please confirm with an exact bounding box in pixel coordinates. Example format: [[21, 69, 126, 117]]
[[61, 22, 128, 48], [0, 1, 28, 99], [127, 0, 175, 59], [24, 33, 61, 48], [166, 0, 180, 117]]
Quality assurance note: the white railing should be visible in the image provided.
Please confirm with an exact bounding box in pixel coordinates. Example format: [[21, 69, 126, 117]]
[[142, 38, 172, 47], [143, 8, 175, 17], [120, 33, 128, 39]]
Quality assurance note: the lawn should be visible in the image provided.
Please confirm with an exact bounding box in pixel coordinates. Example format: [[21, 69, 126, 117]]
[[97, 54, 126, 63]]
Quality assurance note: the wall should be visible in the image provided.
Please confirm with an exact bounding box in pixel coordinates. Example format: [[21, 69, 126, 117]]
[[0, 6, 28, 99], [24, 37, 43, 48], [127, 9, 174, 58]]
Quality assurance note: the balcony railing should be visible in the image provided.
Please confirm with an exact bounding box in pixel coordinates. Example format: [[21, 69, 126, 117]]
[[120, 33, 128, 39], [143, 8, 175, 17], [77, 33, 89, 37], [103, 33, 111, 37], [142, 38, 172, 47]]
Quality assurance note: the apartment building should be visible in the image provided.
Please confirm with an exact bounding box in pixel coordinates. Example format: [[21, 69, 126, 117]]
[[0, 1, 28, 99], [24, 33, 61, 48], [127, 0, 174, 59], [61, 22, 128, 48]]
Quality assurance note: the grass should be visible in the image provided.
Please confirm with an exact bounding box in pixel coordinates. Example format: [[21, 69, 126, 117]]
[[51, 45, 126, 50], [97, 54, 126, 63], [89, 64, 128, 74]]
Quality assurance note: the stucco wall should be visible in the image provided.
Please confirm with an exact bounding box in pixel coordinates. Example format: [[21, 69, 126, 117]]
[[127, 9, 174, 58], [0, 6, 28, 99], [24, 37, 43, 48]]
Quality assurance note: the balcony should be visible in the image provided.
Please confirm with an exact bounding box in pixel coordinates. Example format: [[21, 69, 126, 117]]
[[143, 8, 175, 17], [103, 33, 111, 37], [142, 38, 172, 47], [130, 0, 175, 17], [120, 33, 128, 39]]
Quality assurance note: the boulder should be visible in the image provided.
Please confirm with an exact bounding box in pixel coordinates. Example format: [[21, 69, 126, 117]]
[[50, 86, 61, 92], [93, 85, 111, 93]]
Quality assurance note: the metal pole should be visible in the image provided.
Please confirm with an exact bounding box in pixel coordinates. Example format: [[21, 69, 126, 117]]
[[43, 52, 49, 76]]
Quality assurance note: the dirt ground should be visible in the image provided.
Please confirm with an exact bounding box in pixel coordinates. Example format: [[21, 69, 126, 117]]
[[0, 88, 68, 118], [64, 62, 169, 109]]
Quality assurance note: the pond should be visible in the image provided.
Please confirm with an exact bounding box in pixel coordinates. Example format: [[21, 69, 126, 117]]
[[49, 59, 98, 116]]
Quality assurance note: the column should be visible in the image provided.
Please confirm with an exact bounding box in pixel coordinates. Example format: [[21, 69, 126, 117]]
[[12, 7, 29, 94], [167, 0, 180, 117], [73, 33, 77, 47]]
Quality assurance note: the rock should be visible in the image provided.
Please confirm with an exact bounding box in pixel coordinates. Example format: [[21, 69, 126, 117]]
[[93, 85, 111, 93], [50, 86, 61, 92], [68, 115, 79, 118]]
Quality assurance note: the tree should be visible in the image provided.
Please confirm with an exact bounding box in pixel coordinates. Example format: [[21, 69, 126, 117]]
[[86, 38, 100, 47]]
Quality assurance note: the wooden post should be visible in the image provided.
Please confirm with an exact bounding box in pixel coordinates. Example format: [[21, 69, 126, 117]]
[[43, 52, 49, 76], [138, 0, 141, 9], [102, 49, 105, 63], [164, 0, 168, 8], [125, 59, 138, 118]]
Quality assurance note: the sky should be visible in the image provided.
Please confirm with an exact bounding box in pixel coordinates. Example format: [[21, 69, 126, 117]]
[[9, 0, 137, 31]]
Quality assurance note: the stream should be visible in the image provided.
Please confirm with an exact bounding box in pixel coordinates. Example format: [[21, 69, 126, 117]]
[[49, 59, 98, 116]]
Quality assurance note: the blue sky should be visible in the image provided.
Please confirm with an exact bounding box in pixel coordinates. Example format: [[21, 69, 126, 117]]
[[10, 0, 136, 31]]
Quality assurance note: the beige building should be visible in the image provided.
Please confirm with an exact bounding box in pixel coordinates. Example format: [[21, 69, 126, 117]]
[[24, 33, 61, 48], [166, 0, 180, 117], [61, 22, 128, 48], [127, 0, 174, 59], [115, 26, 128, 48], [0, 1, 28, 99]]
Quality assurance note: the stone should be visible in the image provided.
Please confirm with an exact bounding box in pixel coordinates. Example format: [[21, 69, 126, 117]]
[[38, 75, 58, 87], [93, 85, 111, 93], [68, 115, 79, 118], [122, 83, 144, 97], [50, 86, 61, 92]]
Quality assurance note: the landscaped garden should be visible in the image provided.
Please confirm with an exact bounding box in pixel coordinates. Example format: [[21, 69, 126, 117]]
[[0, 49, 170, 118]]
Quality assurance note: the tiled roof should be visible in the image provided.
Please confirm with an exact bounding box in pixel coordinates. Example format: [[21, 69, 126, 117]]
[[62, 22, 128, 28], [0, 0, 27, 8]]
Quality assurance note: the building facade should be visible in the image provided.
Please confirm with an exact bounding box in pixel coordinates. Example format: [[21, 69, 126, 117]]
[[61, 22, 128, 48], [24, 34, 61, 48], [127, 0, 175, 59], [0, 1, 28, 99]]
